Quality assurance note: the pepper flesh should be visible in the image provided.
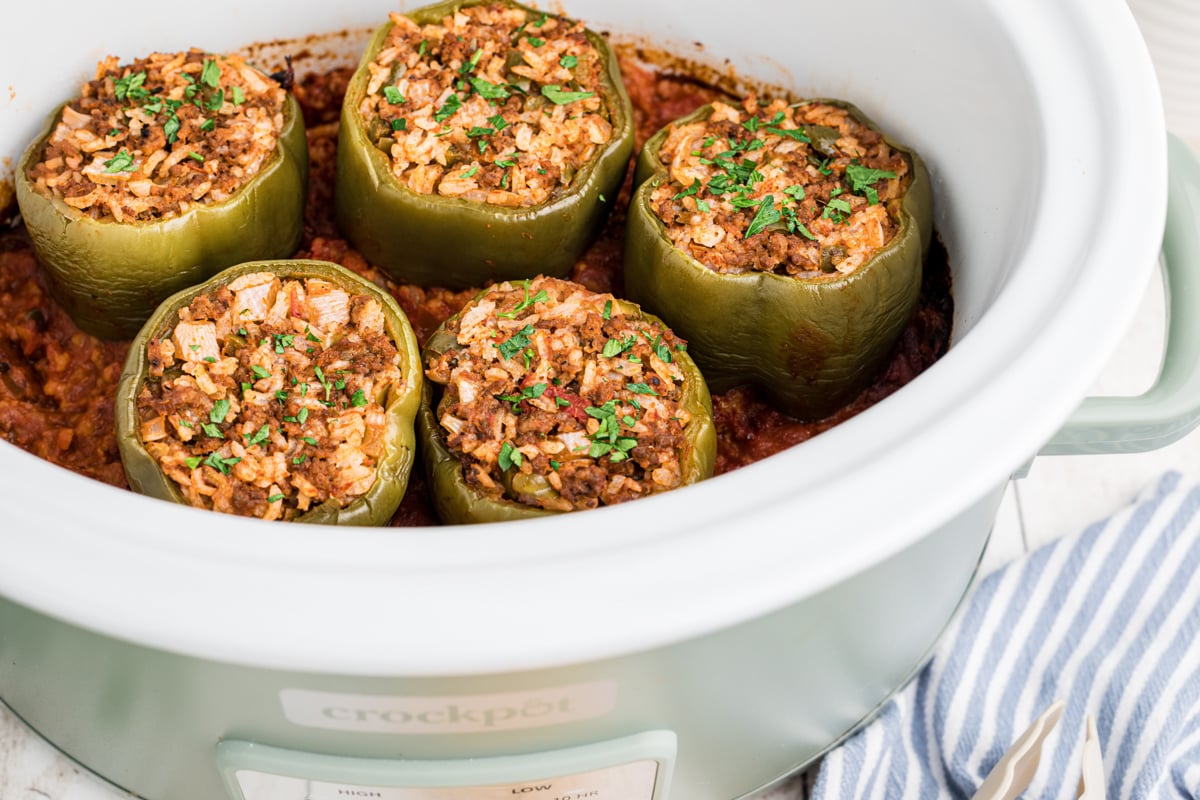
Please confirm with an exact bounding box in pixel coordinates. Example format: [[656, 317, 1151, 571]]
[[624, 99, 933, 421], [114, 260, 423, 526], [15, 91, 308, 341], [418, 295, 717, 525], [334, 0, 635, 289]]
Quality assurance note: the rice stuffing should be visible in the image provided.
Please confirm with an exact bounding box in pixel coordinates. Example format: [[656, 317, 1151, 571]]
[[26, 49, 286, 223], [425, 276, 695, 512], [134, 273, 404, 520], [360, 3, 614, 207]]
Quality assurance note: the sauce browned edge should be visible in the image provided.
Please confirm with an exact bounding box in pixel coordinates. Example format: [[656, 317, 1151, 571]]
[[0, 48, 953, 527]]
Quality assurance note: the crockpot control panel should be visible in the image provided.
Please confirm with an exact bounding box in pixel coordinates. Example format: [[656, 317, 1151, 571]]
[[216, 731, 675, 800]]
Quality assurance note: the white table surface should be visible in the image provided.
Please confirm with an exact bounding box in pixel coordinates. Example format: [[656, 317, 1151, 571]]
[[4, 17, 1199, 800]]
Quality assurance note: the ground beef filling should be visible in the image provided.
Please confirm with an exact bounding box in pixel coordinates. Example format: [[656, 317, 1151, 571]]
[[360, 3, 613, 207], [425, 277, 692, 511], [134, 273, 402, 520], [651, 96, 912, 276], [26, 49, 286, 222]]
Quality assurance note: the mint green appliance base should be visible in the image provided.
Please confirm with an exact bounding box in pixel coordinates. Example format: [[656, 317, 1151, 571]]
[[0, 486, 996, 800]]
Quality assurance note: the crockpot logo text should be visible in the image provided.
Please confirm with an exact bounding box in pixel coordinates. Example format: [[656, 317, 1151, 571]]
[[279, 682, 618, 734]]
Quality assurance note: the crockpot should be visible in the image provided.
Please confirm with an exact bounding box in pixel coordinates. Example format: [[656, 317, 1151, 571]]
[[3, 1, 1200, 799]]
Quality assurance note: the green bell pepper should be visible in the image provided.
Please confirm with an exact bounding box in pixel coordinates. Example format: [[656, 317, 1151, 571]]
[[418, 291, 717, 524], [15, 90, 308, 341], [624, 99, 933, 421], [115, 259, 423, 526], [335, 0, 634, 289]]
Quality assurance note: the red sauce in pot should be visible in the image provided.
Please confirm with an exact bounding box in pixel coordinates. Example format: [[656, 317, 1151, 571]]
[[0, 57, 953, 525]]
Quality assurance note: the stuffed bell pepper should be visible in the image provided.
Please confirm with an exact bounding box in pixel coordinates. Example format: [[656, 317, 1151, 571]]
[[16, 49, 308, 340], [336, 0, 634, 288], [624, 97, 933, 420], [420, 276, 716, 524], [115, 260, 423, 525]]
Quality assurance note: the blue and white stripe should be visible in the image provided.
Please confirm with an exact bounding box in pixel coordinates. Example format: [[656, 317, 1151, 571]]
[[812, 471, 1200, 799]]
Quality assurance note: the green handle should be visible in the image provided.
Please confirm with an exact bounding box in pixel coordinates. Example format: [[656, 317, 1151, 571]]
[[1041, 134, 1200, 455]]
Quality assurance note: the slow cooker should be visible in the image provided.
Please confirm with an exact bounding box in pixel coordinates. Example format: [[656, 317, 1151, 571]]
[[3, 1, 1200, 799]]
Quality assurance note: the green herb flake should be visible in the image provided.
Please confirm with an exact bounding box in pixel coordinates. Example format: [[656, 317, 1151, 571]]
[[469, 77, 510, 100], [199, 117, 215, 132], [555, 397, 571, 408], [559, 54, 578, 69], [187, 151, 205, 163], [201, 423, 224, 439], [391, 117, 408, 131], [297, 407, 309, 425], [231, 86, 245, 105], [350, 389, 368, 408], [292, 455, 307, 465], [204, 89, 225, 112], [498, 441, 523, 471], [240, 382, 252, 395], [163, 117, 181, 145], [696, 198, 711, 212], [460, 164, 479, 179], [202, 452, 242, 475], [745, 195, 782, 238], [533, 12, 548, 26], [434, 93, 463, 122], [304, 326, 321, 343], [185, 456, 203, 470], [527, 35, 545, 47], [602, 299, 612, 320], [627, 382, 659, 396], [673, 178, 702, 201], [103, 149, 134, 174], [250, 365, 271, 380], [200, 59, 221, 89], [266, 493, 284, 503], [313, 365, 333, 400], [822, 197, 853, 222], [498, 325, 536, 360], [383, 85, 405, 104], [245, 424, 271, 446], [540, 85, 594, 105]]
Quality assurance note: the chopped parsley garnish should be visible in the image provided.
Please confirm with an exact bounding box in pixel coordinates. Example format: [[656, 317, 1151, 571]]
[[200, 59, 221, 89], [745, 195, 781, 238], [533, 12, 548, 26], [313, 365, 332, 400], [496, 382, 547, 412], [350, 389, 368, 408], [184, 456, 203, 470], [559, 54, 578, 69], [460, 164, 479, 179], [245, 424, 271, 446], [822, 197, 853, 223], [434, 93, 463, 121], [304, 326, 321, 343], [391, 118, 408, 131], [203, 452, 242, 475], [383, 85, 406, 104], [498, 325, 535, 360], [783, 184, 806, 202], [267, 493, 285, 503], [555, 397, 571, 408], [163, 117, 181, 145], [113, 71, 149, 102], [418, 39, 428, 56], [250, 365, 271, 380], [201, 423, 224, 439], [204, 89, 225, 112], [293, 455, 307, 465], [301, 436, 318, 446], [540, 85, 594, 105], [231, 86, 245, 105], [602, 299, 612, 320], [498, 281, 549, 319], [845, 163, 897, 205], [103, 150, 134, 173], [188, 151, 205, 163], [601, 335, 637, 359], [469, 77, 510, 100], [200, 118, 215, 132], [673, 179, 701, 201], [696, 199, 711, 212], [210, 399, 230, 423], [627, 382, 659, 396], [498, 441, 523, 471], [527, 36, 545, 47], [766, 125, 810, 142]]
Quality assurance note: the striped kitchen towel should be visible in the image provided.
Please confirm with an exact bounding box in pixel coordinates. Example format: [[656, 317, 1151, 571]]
[[812, 470, 1200, 800]]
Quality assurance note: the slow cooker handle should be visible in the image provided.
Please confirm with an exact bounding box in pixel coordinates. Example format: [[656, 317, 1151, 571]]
[[1040, 134, 1200, 456]]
